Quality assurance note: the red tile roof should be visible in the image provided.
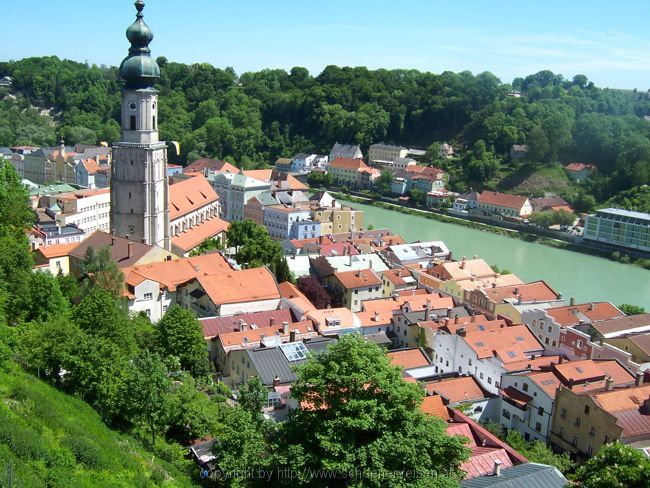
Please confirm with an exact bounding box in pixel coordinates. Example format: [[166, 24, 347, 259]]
[[328, 157, 369, 171], [35, 243, 78, 259], [464, 325, 543, 362], [565, 163, 594, 172], [484, 280, 561, 305], [478, 191, 529, 210], [420, 395, 450, 420], [171, 216, 229, 254], [123, 253, 232, 293], [334, 269, 381, 289], [197, 268, 281, 305], [388, 348, 430, 369], [200, 309, 294, 340], [184, 158, 238, 175], [425, 376, 486, 404], [169, 175, 219, 220], [546, 302, 623, 326]]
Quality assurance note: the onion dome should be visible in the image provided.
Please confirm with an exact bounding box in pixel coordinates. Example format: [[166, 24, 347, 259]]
[[119, 1, 160, 89]]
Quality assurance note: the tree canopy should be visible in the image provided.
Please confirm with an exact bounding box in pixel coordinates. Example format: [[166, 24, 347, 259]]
[[2, 57, 650, 207], [280, 334, 469, 487]]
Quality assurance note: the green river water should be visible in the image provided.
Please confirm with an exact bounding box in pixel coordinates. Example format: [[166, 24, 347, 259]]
[[339, 199, 650, 310]]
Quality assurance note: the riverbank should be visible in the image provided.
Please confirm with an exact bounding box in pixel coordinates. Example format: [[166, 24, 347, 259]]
[[329, 197, 650, 309], [321, 189, 650, 270]]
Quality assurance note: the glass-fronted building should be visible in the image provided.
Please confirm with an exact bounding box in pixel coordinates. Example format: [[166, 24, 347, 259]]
[[583, 208, 650, 253]]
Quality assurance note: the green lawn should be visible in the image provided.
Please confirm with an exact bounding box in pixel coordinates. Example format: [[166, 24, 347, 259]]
[[0, 365, 197, 488]]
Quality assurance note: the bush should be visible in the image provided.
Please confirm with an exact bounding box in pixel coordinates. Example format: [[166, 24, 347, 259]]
[[61, 435, 114, 471]]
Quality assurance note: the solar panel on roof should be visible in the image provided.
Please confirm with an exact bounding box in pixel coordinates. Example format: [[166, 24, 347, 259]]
[[515, 336, 524, 342], [541, 379, 556, 385], [280, 342, 309, 362], [506, 351, 517, 358], [576, 366, 584, 373]]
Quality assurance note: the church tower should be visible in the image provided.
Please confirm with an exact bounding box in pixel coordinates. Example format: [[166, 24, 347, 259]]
[[111, 0, 170, 250]]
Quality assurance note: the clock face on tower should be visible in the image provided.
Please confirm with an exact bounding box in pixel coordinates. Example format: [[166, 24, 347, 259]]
[[128, 225, 136, 234]]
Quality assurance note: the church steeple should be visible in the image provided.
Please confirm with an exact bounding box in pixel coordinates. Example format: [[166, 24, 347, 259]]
[[111, 0, 170, 251], [119, 1, 160, 89]]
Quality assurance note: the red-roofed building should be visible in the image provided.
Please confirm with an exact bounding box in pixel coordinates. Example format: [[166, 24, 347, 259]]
[[500, 358, 635, 443], [522, 301, 623, 357], [329, 269, 382, 312], [423, 404, 528, 480], [564, 163, 595, 183], [169, 175, 221, 237], [424, 375, 494, 422], [180, 267, 282, 318], [550, 379, 650, 459], [327, 157, 371, 187], [477, 191, 532, 218], [183, 158, 239, 176], [465, 280, 564, 323], [434, 325, 544, 395], [121, 253, 233, 322]]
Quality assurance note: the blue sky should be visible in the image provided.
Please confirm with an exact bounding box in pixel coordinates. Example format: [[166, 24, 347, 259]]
[[2, 0, 650, 89]]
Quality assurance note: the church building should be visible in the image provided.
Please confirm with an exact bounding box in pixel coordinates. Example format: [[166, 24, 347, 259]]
[[111, 0, 171, 250]]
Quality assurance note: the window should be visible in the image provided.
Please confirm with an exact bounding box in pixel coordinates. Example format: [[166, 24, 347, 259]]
[[479, 372, 484, 379], [589, 426, 595, 437], [162, 305, 168, 313], [584, 405, 590, 415], [535, 422, 542, 432], [502, 409, 511, 419], [587, 445, 593, 456], [538, 406, 544, 416], [522, 383, 529, 392], [144, 293, 153, 300], [574, 416, 581, 427], [572, 436, 578, 447], [603, 435, 609, 443], [560, 408, 566, 418], [487, 377, 492, 384], [559, 427, 564, 438], [130, 115, 136, 130], [145, 309, 151, 317]]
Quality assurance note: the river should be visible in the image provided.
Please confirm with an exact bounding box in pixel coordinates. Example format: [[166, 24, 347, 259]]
[[339, 199, 650, 310]]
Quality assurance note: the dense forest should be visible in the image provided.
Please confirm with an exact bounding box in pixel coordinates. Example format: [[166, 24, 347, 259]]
[[1, 56, 650, 209]]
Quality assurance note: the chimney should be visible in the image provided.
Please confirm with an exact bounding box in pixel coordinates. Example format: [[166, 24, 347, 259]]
[[588, 303, 595, 311], [425, 299, 431, 317], [457, 327, 466, 337], [374, 311, 380, 322], [605, 376, 614, 391], [471, 315, 476, 323], [558, 356, 564, 364], [636, 372, 644, 387], [514, 287, 520, 295], [460, 258, 466, 269], [290, 330, 296, 343], [454, 315, 459, 324], [570, 297, 576, 306], [282, 321, 289, 335], [517, 295, 523, 306], [492, 282, 497, 288], [493, 460, 502, 477], [270, 317, 276, 327], [473, 255, 478, 260], [273, 375, 281, 387], [127, 242, 133, 259]]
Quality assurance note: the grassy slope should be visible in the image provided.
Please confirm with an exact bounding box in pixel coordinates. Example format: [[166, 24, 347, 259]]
[[0, 365, 197, 488], [497, 163, 571, 195]]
